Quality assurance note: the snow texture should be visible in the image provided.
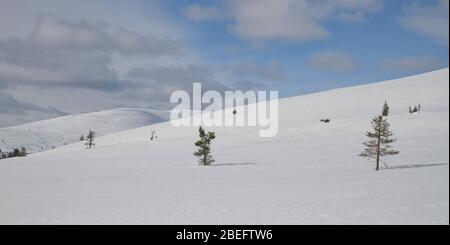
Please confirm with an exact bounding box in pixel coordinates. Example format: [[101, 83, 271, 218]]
[[0, 69, 448, 224]]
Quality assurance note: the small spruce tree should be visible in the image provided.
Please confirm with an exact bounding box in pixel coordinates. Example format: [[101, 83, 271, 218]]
[[150, 130, 157, 141], [360, 115, 399, 171], [382, 100, 390, 117], [85, 130, 96, 149], [80, 135, 85, 141], [12, 148, 21, 157], [193, 126, 216, 166], [20, 146, 27, 157]]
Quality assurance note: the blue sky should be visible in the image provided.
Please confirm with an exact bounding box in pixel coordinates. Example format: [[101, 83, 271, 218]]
[[175, 0, 448, 96], [0, 0, 448, 126]]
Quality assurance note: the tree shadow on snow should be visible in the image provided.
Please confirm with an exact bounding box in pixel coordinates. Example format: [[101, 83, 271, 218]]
[[389, 162, 449, 170], [212, 162, 258, 167]]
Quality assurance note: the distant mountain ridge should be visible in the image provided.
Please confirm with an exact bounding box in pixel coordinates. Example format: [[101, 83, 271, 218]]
[[0, 108, 170, 153]]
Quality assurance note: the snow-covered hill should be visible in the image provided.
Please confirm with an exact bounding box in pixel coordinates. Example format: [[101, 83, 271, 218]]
[[0, 108, 169, 153], [0, 69, 448, 224]]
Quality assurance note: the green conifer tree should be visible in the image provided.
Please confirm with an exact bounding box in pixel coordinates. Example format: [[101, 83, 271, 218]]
[[193, 126, 216, 166], [382, 100, 390, 117]]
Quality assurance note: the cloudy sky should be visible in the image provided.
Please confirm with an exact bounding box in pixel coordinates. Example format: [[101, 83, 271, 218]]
[[0, 0, 448, 127]]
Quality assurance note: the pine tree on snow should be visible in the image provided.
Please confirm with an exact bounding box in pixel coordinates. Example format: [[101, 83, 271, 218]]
[[382, 100, 390, 117], [360, 116, 399, 171], [12, 148, 21, 157], [85, 130, 96, 149], [150, 130, 157, 141], [193, 126, 216, 166]]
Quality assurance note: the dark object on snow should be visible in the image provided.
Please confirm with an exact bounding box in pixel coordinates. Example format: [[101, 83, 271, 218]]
[[320, 118, 331, 123], [1, 147, 27, 159], [150, 130, 158, 141], [382, 100, 390, 117], [193, 126, 216, 166], [409, 104, 421, 114], [12, 148, 21, 157], [20, 146, 27, 156], [85, 130, 96, 149], [359, 115, 399, 171]]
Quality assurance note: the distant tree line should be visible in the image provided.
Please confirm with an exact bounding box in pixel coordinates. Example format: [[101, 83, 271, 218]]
[[0, 146, 27, 159]]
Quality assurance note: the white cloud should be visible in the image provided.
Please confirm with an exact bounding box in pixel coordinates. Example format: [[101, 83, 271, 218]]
[[183, 4, 225, 21], [0, 91, 61, 115], [0, 0, 183, 40], [379, 56, 444, 73], [0, 91, 66, 127], [399, 0, 449, 46], [0, 1, 210, 126], [30, 15, 180, 57], [306, 51, 357, 72], [0, 15, 180, 88], [228, 0, 329, 42], [184, 0, 382, 42]]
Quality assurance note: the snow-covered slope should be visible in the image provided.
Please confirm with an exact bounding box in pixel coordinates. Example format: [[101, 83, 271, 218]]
[[0, 108, 169, 153], [0, 69, 448, 224]]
